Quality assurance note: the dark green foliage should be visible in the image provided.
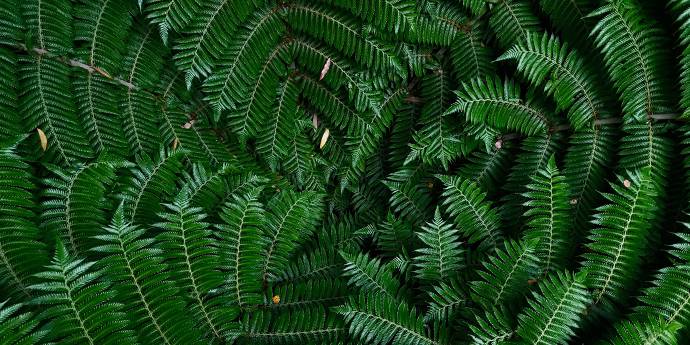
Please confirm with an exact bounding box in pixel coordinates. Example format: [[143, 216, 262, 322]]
[[3, 0, 690, 344]]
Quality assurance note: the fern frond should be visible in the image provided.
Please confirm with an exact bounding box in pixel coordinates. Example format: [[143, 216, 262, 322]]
[[447, 77, 552, 136], [498, 32, 612, 129], [287, 2, 404, 75], [408, 68, 461, 168], [366, 213, 414, 259], [292, 37, 384, 115], [158, 106, 235, 165], [155, 190, 234, 342], [425, 278, 466, 323], [581, 168, 657, 306], [21, 0, 72, 53], [436, 175, 502, 250], [74, 73, 130, 156], [216, 191, 266, 308], [522, 155, 571, 273], [119, 148, 184, 224], [471, 239, 539, 309], [319, 0, 418, 34], [240, 307, 345, 344], [144, 0, 203, 43], [256, 77, 300, 169], [74, 0, 134, 75], [180, 163, 266, 215], [672, 0, 690, 118], [335, 294, 439, 345], [538, 0, 598, 53], [92, 206, 203, 344], [340, 251, 401, 298], [172, 0, 257, 87], [268, 278, 349, 310], [223, 38, 291, 142], [457, 146, 512, 195], [383, 177, 432, 225], [0, 300, 48, 345], [0, 0, 21, 47], [499, 132, 564, 230], [119, 26, 166, 155], [564, 125, 617, 235], [636, 262, 690, 327], [469, 307, 515, 344], [0, 49, 20, 138], [30, 243, 136, 345], [488, 0, 541, 48], [261, 190, 324, 283], [19, 55, 93, 165], [450, 20, 495, 83], [42, 160, 123, 256], [413, 209, 464, 282], [515, 270, 591, 345], [201, 5, 284, 117], [604, 317, 680, 345], [589, 0, 675, 122], [0, 139, 48, 300]]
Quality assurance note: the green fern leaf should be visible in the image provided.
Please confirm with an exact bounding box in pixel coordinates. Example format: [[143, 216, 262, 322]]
[[92, 207, 204, 344], [515, 270, 591, 345], [335, 294, 439, 345], [522, 155, 572, 273], [30, 243, 136, 345], [413, 209, 464, 282]]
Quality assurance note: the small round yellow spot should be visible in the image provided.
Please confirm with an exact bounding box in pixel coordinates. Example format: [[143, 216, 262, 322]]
[[272, 295, 280, 304]]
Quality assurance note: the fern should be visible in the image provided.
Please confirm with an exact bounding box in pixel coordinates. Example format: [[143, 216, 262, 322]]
[[413, 209, 464, 282], [436, 174, 502, 250], [30, 243, 136, 345], [589, 0, 675, 122], [581, 168, 657, 306], [447, 77, 553, 136], [4, 0, 690, 344], [515, 270, 591, 345], [522, 155, 572, 273], [335, 294, 439, 345], [92, 206, 203, 344]]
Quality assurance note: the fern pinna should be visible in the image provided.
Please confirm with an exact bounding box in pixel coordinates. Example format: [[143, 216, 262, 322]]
[[4, 0, 690, 344]]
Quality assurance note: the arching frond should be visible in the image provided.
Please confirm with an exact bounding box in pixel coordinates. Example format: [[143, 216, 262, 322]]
[[589, 0, 675, 122], [515, 271, 591, 345], [19, 55, 93, 165], [261, 190, 325, 283], [30, 243, 136, 345], [471, 239, 539, 309], [202, 5, 285, 117], [319, 0, 418, 34], [42, 160, 123, 256], [413, 209, 464, 282], [119, 148, 184, 224], [498, 32, 612, 129], [581, 168, 657, 306], [0, 300, 48, 345], [604, 318, 680, 345], [340, 251, 401, 299], [172, 0, 258, 87], [447, 77, 552, 136], [155, 191, 235, 342], [522, 155, 572, 273], [92, 206, 203, 344], [335, 294, 439, 345], [216, 191, 266, 308], [0, 139, 48, 300], [239, 307, 345, 344], [436, 175, 502, 250], [488, 0, 541, 48]]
